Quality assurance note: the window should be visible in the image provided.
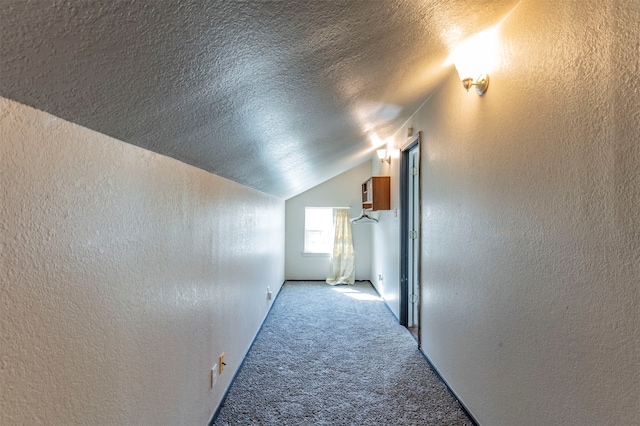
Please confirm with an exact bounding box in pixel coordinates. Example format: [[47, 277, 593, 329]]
[[304, 207, 334, 254]]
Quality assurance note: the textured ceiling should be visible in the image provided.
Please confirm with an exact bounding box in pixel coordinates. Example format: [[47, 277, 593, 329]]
[[0, 0, 517, 199]]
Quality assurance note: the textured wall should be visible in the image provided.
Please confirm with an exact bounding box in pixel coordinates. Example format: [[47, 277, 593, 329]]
[[285, 161, 372, 280], [369, 152, 401, 318], [0, 97, 285, 425], [401, 1, 640, 424]]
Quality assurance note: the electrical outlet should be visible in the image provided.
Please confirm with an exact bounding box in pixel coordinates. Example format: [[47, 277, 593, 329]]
[[219, 353, 225, 374], [378, 274, 383, 281], [211, 364, 218, 388], [267, 286, 272, 300]]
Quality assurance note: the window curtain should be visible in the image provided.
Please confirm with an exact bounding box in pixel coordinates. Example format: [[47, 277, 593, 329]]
[[326, 208, 355, 285]]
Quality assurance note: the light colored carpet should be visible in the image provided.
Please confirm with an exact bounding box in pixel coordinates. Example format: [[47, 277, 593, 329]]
[[214, 281, 473, 426]]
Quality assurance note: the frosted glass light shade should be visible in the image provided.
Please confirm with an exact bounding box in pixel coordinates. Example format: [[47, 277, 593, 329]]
[[447, 26, 500, 95], [376, 148, 390, 164]]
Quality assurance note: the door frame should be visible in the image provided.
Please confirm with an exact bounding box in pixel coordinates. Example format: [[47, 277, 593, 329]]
[[399, 131, 422, 347]]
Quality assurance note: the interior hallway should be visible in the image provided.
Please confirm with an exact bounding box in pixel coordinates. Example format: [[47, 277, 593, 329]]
[[1, 1, 639, 425]]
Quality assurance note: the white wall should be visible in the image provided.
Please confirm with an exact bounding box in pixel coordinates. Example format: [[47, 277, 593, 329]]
[[0, 97, 285, 425], [369, 153, 401, 318], [374, 1, 640, 424], [285, 161, 372, 281]]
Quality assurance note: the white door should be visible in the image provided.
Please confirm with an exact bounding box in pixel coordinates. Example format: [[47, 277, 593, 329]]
[[407, 145, 420, 328]]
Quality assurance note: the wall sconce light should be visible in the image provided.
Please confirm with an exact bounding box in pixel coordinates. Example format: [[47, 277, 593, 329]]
[[448, 26, 500, 96], [377, 149, 391, 164], [459, 73, 489, 95]]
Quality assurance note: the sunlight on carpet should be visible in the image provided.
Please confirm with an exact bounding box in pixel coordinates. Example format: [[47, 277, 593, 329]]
[[331, 287, 382, 301]]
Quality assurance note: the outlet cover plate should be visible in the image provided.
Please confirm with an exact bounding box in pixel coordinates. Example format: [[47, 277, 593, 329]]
[[211, 364, 218, 388]]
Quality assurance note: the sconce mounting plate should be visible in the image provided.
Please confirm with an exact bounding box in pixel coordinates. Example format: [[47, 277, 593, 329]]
[[475, 74, 489, 96]]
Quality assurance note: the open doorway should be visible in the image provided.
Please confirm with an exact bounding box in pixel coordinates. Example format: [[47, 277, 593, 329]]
[[399, 132, 421, 346]]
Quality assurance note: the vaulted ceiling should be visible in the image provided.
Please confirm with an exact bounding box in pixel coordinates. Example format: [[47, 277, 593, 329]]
[[0, 0, 517, 199]]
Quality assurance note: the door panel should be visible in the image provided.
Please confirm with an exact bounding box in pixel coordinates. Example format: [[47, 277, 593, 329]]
[[407, 146, 419, 327], [399, 133, 421, 346]]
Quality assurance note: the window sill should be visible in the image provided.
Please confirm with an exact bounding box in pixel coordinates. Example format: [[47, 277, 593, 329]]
[[301, 252, 331, 257]]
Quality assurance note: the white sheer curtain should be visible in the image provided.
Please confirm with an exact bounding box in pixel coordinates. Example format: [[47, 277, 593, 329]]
[[326, 208, 355, 285]]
